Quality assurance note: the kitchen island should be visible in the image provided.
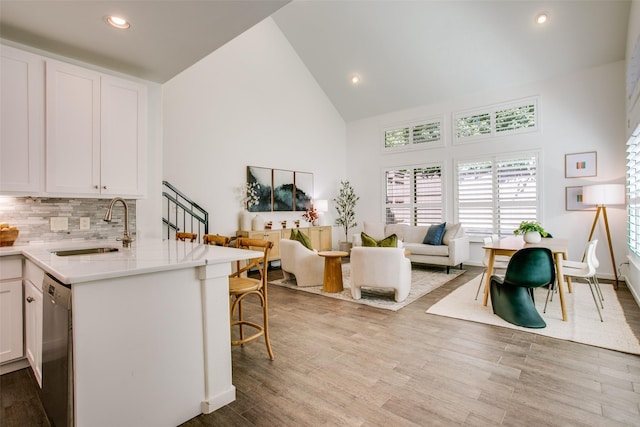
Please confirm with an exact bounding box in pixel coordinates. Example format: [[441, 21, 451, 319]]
[[10, 239, 262, 427]]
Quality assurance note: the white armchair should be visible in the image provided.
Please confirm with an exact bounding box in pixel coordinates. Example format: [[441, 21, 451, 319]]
[[279, 239, 325, 287], [350, 246, 412, 302]]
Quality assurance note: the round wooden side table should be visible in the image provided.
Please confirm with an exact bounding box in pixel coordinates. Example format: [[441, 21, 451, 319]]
[[318, 251, 348, 293]]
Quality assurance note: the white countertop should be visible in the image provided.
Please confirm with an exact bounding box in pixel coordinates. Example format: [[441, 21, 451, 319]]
[[1, 239, 261, 284]]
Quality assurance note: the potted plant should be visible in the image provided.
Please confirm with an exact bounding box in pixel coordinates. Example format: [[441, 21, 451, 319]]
[[513, 220, 548, 243], [333, 180, 359, 252]]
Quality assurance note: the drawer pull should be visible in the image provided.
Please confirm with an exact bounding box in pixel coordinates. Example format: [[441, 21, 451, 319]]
[[26, 296, 35, 303]]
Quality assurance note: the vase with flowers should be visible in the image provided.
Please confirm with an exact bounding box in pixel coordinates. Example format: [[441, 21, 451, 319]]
[[237, 182, 260, 231], [302, 206, 319, 226]]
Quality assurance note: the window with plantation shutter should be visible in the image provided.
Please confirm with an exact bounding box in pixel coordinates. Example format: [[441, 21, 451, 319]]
[[385, 165, 443, 225], [457, 153, 538, 237], [383, 117, 443, 152], [627, 124, 640, 256], [454, 97, 538, 144]]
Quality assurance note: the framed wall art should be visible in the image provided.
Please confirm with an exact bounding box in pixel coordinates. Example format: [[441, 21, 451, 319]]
[[246, 166, 313, 212], [247, 166, 273, 212], [273, 169, 294, 211], [565, 186, 596, 211], [565, 151, 597, 178], [294, 172, 313, 211]]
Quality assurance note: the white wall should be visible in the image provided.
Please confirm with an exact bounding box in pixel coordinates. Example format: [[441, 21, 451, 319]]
[[161, 18, 346, 241], [346, 61, 627, 280]]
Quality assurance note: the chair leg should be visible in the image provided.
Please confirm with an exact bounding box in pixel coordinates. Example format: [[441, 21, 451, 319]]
[[586, 278, 604, 322], [543, 281, 553, 313], [593, 276, 604, 305], [262, 291, 274, 360], [475, 269, 487, 300]]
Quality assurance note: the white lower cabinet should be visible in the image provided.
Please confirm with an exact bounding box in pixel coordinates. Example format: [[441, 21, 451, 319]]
[[0, 256, 24, 363], [24, 279, 43, 386], [24, 259, 44, 386]]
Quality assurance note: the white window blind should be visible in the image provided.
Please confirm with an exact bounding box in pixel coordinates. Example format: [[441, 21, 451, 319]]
[[384, 118, 442, 151], [385, 165, 443, 225], [627, 124, 640, 256], [457, 153, 538, 236], [454, 98, 538, 143]]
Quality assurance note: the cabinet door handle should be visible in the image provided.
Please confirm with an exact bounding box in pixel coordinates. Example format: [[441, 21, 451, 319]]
[[94, 185, 99, 189], [26, 296, 35, 303], [103, 186, 107, 190]]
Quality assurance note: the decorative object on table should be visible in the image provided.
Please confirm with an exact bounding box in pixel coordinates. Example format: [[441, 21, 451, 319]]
[[565, 186, 597, 211], [302, 206, 318, 226], [513, 220, 548, 243], [238, 182, 260, 231], [265, 221, 273, 230], [252, 214, 265, 231], [0, 223, 19, 246], [314, 199, 329, 225], [294, 220, 300, 228], [334, 180, 359, 252], [582, 183, 626, 286], [490, 247, 556, 328], [565, 151, 597, 178], [281, 220, 287, 229]]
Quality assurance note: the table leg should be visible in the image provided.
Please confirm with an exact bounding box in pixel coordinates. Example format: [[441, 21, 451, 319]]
[[562, 251, 572, 293], [483, 250, 496, 306], [555, 252, 567, 321]]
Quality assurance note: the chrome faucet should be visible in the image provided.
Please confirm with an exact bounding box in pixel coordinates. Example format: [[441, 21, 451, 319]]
[[103, 197, 134, 248]]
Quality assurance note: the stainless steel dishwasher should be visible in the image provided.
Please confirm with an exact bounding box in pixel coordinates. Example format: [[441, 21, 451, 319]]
[[41, 273, 74, 427]]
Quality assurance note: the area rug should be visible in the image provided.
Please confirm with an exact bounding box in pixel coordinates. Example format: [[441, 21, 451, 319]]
[[270, 264, 464, 311], [426, 274, 640, 354]]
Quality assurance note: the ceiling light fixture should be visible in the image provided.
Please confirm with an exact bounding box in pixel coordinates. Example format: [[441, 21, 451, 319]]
[[535, 12, 548, 25], [105, 15, 130, 29], [350, 75, 360, 84]]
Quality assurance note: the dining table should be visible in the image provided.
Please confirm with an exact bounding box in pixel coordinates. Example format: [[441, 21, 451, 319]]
[[482, 236, 572, 321]]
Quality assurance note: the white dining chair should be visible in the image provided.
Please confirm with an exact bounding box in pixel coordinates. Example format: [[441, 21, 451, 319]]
[[545, 239, 603, 322]]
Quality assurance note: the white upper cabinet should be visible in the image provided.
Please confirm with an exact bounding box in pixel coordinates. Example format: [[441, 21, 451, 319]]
[[0, 46, 45, 193], [46, 59, 147, 197], [100, 75, 147, 197]]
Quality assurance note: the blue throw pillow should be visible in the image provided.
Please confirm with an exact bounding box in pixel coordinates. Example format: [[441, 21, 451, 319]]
[[423, 222, 447, 245]]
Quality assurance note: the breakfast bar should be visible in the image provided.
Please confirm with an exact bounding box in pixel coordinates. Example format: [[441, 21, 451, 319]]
[[16, 239, 261, 427]]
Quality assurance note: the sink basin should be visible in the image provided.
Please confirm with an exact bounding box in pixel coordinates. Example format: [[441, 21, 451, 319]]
[[54, 247, 119, 256]]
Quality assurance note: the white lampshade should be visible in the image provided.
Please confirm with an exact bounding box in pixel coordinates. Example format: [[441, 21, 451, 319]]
[[315, 199, 329, 212], [582, 184, 626, 205]]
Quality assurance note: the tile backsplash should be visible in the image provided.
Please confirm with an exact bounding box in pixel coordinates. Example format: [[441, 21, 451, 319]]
[[0, 197, 136, 245]]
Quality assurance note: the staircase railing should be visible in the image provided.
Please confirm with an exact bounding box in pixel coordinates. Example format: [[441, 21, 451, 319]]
[[162, 180, 209, 240]]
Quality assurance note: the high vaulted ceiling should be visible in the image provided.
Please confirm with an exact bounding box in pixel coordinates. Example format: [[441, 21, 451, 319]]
[[0, 0, 631, 122]]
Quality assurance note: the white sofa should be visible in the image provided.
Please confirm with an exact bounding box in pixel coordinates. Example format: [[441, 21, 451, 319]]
[[350, 246, 412, 302], [358, 221, 469, 273], [279, 239, 325, 287]]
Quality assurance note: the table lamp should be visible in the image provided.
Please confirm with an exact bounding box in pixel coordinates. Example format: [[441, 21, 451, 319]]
[[582, 183, 626, 285], [314, 199, 329, 225]]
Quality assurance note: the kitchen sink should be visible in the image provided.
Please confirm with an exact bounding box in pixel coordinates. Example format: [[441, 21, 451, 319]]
[[54, 247, 119, 256]]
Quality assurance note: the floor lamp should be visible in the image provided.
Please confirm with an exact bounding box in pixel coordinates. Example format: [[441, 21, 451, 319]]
[[582, 184, 626, 287]]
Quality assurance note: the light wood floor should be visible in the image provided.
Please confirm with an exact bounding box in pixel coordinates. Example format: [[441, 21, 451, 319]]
[[2, 266, 640, 426]]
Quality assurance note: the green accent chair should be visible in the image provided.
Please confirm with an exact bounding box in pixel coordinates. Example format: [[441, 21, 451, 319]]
[[489, 247, 555, 329]]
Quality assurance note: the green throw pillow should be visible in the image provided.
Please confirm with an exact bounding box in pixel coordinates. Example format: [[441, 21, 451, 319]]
[[292, 229, 314, 250], [361, 232, 397, 247], [289, 229, 299, 240]]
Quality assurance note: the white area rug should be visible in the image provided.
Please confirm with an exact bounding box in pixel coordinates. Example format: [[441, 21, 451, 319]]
[[270, 264, 463, 311], [427, 274, 640, 354]]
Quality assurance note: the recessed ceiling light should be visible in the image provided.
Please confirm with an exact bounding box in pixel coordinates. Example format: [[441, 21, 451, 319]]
[[535, 12, 548, 25], [105, 15, 130, 29], [350, 75, 361, 84]]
